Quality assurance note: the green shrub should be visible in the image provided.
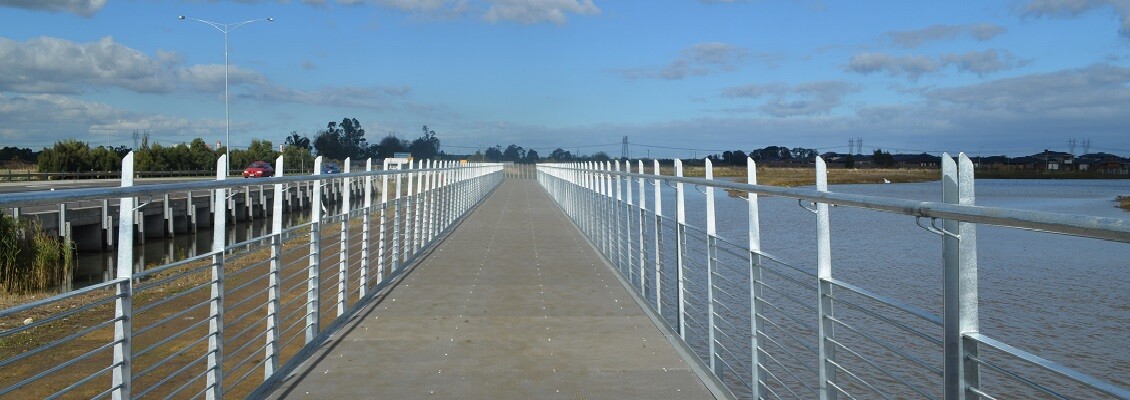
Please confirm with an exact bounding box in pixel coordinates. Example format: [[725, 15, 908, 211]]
[[0, 215, 73, 295]]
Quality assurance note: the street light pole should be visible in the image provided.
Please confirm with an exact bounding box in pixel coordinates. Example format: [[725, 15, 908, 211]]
[[178, 15, 273, 170]]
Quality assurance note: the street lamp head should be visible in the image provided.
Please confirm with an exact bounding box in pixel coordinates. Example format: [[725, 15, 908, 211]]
[[267, 17, 274, 21], [178, 15, 186, 20]]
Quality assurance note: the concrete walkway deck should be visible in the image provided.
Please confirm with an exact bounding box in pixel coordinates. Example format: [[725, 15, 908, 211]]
[[263, 179, 719, 399]]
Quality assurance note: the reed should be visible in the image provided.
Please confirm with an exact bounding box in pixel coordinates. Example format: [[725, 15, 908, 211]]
[[1117, 196, 1130, 211], [0, 215, 73, 295]]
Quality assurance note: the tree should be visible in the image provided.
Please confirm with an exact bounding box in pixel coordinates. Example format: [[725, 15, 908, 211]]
[[549, 148, 572, 161], [844, 154, 856, 168], [593, 151, 610, 161], [525, 149, 540, 163], [409, 125, 441, 159], [314, 117, 367, 160], [374, 135, 408, 159], [503, 145, 525, 162], [873, 149, 895, 168], [484, 146, 503, 162], [284, 131, 311, 149]]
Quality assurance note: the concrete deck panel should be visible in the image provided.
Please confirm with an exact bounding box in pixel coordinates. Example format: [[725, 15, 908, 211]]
[[262, 179, 718, 399]]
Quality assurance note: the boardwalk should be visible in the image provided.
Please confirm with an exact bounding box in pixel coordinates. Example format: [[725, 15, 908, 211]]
[[262, 179, 720, 399]]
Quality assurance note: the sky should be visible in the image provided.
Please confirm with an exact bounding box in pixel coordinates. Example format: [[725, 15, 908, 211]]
[[0, 0, 1128, 159]]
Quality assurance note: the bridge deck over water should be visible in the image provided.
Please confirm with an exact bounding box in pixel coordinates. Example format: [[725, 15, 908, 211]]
[[262, 179, 719, 399]]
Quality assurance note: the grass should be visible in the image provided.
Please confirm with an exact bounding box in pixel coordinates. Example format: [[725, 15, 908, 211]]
[[0, 215, 73, 296]]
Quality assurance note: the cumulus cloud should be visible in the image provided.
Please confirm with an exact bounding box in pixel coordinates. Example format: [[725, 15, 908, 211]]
[[615, 42, 748, 80], [846, 49, 1022, 80], [721, 80, 860, 117], [483, 0, 600, 25], [1021, 0, 1130, 37], [886, 23, 1007, 47], [0, 0, 106, 17], [0, 36, 177, 94]]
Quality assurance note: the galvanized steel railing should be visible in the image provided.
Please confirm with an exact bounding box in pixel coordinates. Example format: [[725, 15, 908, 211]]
[[537, 155, 1130, 400], [0, 153, 502, 399]]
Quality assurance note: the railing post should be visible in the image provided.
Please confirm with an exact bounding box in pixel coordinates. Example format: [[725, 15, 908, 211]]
[[747, 158, 764, 398], [361, 158, 373, 296], [625, 161, 635, 289], [307, 156, 323, 344], [378, 159, 392, 284], [615, 160, 624, 275], [943, 153, 980, 400], [392, 161, 402, 271], [206, 154, 228, 400], [605, 161, 614, 258], [636, 160, 645, 294], [265, 155, 284, 380], [337, 158, 351, 317], [704, 158, 720, 377], [674, 159, 687, 340], [404, 161, 415, 261], [815, 157, 837, 400], [111, 152, 135, 400], [414, 160, 424, 254], [652, 159, 664, 317]]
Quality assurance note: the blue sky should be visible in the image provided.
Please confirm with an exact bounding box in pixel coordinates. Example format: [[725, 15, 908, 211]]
[[1, 0, 1128, 158]]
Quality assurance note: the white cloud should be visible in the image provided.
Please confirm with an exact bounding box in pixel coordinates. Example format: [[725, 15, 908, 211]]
[[1021, 0, 1130, 37], [0, 36, 177, 94], [722, 80, 860, 117], [0, 0, 105, 17], [846, 49, 1022, 80], [483, 0, 600, 25], [176, 64, 268, 92], [615, 42, 748, 80], [886, 23, 1007, 47]]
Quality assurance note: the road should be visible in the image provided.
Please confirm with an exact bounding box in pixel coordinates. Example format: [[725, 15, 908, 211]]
[[0, 177, 227, 195]]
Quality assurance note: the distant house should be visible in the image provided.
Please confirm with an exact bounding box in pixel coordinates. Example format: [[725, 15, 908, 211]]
[[893, 153, 940, 168], [1032, 149, 1074, 171]]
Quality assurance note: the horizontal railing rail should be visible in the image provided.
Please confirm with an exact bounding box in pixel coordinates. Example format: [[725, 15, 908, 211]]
[[537, 155, 1129, 400], [0, 153, 503, 399]]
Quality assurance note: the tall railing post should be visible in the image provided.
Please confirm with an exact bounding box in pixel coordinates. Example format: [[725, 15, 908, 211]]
[[413, 160, 424, 254], [392, 160, 403, 271], [337, 158, 351, 317], [815, 157, 837, 400], [636, 160, 646, 294], [361, 158, 372, 296], [747, 158, 764, 398], [206, 154, 228, 400], [652, 159, 664, 317], [379, 159, 392, 283], [615, 160, 624, 275], [111, 152, 135, 400], [605, 161, 614, 258], [943, 153, 980, 400], [265, 155, 284, 380], [674, 159, 687, 340], [704, 158, 719, 377], [625, 161, 635, 289], [307, 156, 323, 344]]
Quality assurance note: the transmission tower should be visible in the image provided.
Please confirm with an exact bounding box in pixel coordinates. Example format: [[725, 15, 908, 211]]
[[132, 130, 140, 149], [1082, 139, 1091, 155], [848, 138, 854, 155], [856, 138, 863, 155], [621, 136, 629, 159], [1068, 138, 1077, 155]]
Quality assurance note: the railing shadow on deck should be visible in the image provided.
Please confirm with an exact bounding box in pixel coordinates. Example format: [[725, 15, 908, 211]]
[[0, 153, 502, 399], [537, 155, 1130, 400]]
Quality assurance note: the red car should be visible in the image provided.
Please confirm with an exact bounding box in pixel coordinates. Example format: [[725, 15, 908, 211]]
[[243, 161, 275, 178]]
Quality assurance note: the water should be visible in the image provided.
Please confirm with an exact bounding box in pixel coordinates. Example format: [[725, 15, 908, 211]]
[[675, 178, 1130, 396]]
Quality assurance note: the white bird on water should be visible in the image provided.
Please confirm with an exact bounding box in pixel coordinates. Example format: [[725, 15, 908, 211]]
[[883, 178, 891, 184]]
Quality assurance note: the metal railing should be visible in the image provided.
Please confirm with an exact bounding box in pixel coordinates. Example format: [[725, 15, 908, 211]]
[[537, 155, 1130, 400], [0, 153, 502, 399]]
